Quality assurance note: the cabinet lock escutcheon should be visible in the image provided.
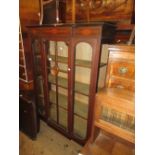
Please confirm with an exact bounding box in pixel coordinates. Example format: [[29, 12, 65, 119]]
[[118, 67, 128, 74]]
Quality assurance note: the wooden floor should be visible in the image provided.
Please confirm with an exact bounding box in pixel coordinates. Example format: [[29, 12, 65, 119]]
[[19, 121, 82, 155]]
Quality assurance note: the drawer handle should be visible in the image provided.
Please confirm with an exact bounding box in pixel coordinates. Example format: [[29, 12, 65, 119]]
[[118, 67, 128, 74], [24, 110, 27, 113]]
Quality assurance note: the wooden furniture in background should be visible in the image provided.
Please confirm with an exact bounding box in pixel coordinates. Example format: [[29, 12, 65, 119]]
[[72, 0, 76, 23], [19, 0, 41, 90], [19, 0, 41, 31], [81, 45, 135, 154], [27, 23, 116, 144], [40, 0, 66, 25], [66, 0, 134, 23], [105, 45, 135, 91], [67, 0, 135, 42], [19, 21, 34, 90], [19, 90, 39, 139], [19, 0, 41, 138], [114, 24, 135, 44]]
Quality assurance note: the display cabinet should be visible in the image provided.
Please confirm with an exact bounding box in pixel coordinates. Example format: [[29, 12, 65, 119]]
[[28, 23, 116, 144]]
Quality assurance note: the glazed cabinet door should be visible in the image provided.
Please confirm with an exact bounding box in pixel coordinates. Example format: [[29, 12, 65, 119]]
[[44, 40, 69, 132], [71, 39, 104, 143], [72, 42, 92, 141]]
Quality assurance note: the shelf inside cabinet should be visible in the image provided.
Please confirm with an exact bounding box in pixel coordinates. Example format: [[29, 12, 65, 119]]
[[74, 100, 88, 119], [99, 63, 107, 67], [47, 67, 68, 73], [48, 75, 68, 88], [48, 75, 90, 95], [49, 90, 68, 109], [76, 60, 106, 68], [48, 55, 106, 68], [59, 107, 68, 129], [75, 59, 92, 68], [49, 102, 68, 129], [74, 115, 87, 139], [74, 81, 89, 95], [49, 90, 88, 119], [47, 55, 68, 64]]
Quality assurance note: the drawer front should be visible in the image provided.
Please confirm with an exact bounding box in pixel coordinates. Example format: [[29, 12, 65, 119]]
[[107, 77, 135, 92], [19, 66, 26, 80], [109, 61, 134, 79]]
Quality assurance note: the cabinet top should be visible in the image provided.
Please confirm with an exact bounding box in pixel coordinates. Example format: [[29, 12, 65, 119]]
[[27, 22, 116, 28]]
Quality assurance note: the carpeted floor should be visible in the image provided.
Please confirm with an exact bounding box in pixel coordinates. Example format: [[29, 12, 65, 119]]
[[19, 121, 82, 155]]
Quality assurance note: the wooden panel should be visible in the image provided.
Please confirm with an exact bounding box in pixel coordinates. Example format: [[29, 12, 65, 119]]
[[73, 26, 102, 37], [108, 45, 134, 60], [109, 61, 135, 79], [19, 0, 41, 30], [29, 27, 72, 37], [108, 76, 135, 92], [106, 45, 135, 92], [96, 88, 134, 116], [95, 120, 134, 143]]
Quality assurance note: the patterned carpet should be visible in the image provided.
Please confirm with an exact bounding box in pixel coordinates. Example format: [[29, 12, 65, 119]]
[[19, 121, 82, 155]]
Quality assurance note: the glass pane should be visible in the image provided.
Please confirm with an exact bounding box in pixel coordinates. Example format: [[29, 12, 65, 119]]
[[97, 44, 109, 91], [32, 39, 45, 116], [74, 115, 87, 139], [47, 40, 68, 130], [59, 107, 68, 129], [73, 42, 92, 139], [50, 103, 57, 122]]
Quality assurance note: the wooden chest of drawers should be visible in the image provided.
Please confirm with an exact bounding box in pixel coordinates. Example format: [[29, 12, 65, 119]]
[[105, 45, 135, 91]]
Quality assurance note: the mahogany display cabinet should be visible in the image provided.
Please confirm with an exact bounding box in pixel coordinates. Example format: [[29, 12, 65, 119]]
[[27, 22, 116, 144]]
